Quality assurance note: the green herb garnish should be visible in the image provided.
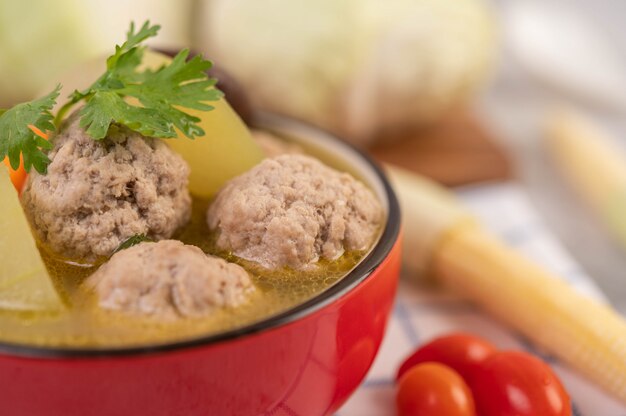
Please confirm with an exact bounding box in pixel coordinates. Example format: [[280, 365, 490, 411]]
[[0, 21, 222, 174], [0, 86, 60, 173], [113, 234, 153, 254]]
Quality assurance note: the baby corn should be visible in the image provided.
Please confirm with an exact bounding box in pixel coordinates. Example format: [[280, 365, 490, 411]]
[[387, 165, 626, 403], [546, 109, 626, 248]]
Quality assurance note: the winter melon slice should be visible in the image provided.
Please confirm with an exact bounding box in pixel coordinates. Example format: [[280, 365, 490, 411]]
[[142, 50, 265, 199], [0, 164, 64, 311]]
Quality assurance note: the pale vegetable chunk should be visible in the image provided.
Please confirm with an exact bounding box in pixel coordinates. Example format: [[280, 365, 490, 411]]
[[167, 98, 265, 198], [0, 164, 63, 311], [141, 50, 265, 199]]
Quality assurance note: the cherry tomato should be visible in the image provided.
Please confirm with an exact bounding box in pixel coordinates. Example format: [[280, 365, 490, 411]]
[[471, 351, 571, 416], [396, 362, 476, 416], [3, 157, 27, 193], [396, 332, 496, 384]]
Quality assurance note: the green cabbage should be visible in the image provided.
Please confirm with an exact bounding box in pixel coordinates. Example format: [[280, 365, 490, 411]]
[[198, 0, 497, 146]]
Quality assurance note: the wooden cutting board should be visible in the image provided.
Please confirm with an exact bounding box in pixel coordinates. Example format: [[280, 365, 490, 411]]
[[370, 110, 512, 186]]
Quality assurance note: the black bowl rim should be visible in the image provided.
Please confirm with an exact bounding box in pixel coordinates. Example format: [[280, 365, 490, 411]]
[[0, 114, 401, 359]]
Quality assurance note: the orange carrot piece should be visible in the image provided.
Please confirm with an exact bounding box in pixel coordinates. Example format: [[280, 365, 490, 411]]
[[2, 126, 50, 193], [3, 157, 27, 193], [28, 124, 49, 140]]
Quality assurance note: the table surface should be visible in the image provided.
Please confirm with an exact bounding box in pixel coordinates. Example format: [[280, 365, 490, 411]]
[[478, 0, 626, 315]]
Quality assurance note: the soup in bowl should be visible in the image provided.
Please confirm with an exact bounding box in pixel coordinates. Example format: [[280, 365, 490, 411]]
[[0, 112, 401, 416]]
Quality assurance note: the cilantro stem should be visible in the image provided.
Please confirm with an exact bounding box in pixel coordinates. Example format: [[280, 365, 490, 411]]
[[55, 99, 78, 127]]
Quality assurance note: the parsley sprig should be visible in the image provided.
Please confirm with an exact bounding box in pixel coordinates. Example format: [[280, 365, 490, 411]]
[[0, 21, 222, 174]]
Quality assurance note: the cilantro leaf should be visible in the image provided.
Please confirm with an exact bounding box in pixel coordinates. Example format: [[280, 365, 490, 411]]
[[58, 20, 222, 140], [107, 21, 160, 71], [120, 49, 223, 138], [1, 21, 222, 174], [0, 85, 60, 173], [113, 234, 153, 254], [78, 91, 172, 139]]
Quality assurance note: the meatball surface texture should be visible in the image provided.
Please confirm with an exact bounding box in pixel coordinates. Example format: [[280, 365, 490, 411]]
[[86, 240, 254, 319], [21, 114, 191, 259], [208, 154, 384, 269]]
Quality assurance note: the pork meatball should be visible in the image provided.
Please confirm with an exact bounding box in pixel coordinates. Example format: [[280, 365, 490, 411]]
[[208, 154, 384, 269], [86, 240, 254, 319], [21, 114, 191, 259]]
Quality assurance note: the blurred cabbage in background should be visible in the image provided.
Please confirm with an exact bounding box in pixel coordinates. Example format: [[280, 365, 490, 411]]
[[0, 0, 497, 147], [0, 0, 193, 106], [197, 0, 498, 146]]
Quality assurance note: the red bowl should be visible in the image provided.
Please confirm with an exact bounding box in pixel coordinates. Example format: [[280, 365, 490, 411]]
[[0, 115, 401, 416]]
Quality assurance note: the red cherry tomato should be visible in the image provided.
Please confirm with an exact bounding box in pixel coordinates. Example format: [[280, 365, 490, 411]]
[[396, 362, 476, 416], [396, 332, 496, 384], [471, 351, 571, 416]]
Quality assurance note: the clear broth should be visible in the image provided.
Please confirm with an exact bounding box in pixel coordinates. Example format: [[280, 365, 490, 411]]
[[0, 137, 380, 348]]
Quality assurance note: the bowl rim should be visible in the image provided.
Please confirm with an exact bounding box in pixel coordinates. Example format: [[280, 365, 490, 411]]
[[0, 114, 401, 359]]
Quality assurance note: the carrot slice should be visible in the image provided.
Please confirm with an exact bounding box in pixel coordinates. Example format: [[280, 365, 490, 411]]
[[3, 125, 50, 193]]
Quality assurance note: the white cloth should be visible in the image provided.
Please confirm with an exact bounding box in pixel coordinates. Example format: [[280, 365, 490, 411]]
[[339, 183, 626, 415]]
